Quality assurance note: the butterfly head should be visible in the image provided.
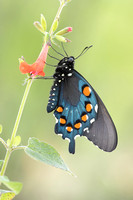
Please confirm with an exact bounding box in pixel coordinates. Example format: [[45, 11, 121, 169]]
[[54, 56, 75, 80], [58, 56, 75, 68]]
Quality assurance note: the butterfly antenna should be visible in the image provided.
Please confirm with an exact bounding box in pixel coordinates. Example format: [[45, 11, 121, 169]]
[[75, 45, 93, 60], [47, 53, 60, 61], [45, 62, 57, 67], [61, 42, 68, 57], [51, 45, 65, 57]]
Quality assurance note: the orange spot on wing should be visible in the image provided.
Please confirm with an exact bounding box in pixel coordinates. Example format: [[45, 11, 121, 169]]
[[74, 122, 81, 129], [86, 103, 92, 112], [81, 114, 88, 122], [60, 117, 66, 125], [83, 86, 91, 97], [66, 126, 73, 133], [56, 106, 63, 113]]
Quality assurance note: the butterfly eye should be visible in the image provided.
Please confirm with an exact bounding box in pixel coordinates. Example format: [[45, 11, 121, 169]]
[[68, 57, 74, 63]]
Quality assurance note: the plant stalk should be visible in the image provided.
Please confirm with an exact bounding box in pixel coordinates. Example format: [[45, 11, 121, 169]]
[[49, 2, 65, 36], [0, 79, 33, 176]]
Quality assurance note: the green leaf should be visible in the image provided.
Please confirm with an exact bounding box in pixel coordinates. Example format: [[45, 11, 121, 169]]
[[0, 160, 3, 168], [41, 14, 47, 31], [13, 136, 21, 147], [25, 137, 71, 173], [0, 190, 15, 200], [0, 176, 23, 195], [0, 125, 3, 134]]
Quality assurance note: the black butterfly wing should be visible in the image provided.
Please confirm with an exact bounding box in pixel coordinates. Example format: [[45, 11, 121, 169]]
[[75, 70, 118, 152], [83, 90, 118, 152]]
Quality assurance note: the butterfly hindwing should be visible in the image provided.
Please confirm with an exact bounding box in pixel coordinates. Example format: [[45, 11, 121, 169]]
[[53, 70, 98, 153], [75, 70, 117, 152], [83, 90, 118, 152]]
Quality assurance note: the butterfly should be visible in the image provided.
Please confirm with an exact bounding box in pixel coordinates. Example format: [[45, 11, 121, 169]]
[[46, 46, 118, 154]]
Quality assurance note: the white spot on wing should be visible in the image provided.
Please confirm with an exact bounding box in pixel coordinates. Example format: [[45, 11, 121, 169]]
[[67, 73, 72, 77], [90, 118, 95, 124], [74, 135, 80, 139], [65, 138, 70, 142], [84, 127, 89, 133], [95, 104, 98, 113], [84, 127, 88, 132], [53, 114, 58, 124]]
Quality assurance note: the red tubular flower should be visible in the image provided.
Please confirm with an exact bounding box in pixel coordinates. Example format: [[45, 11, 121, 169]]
[[19, 42, 49, 77]]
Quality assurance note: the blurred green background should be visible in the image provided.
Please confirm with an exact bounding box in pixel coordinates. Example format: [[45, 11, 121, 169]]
[[0, 0, 133, 199]]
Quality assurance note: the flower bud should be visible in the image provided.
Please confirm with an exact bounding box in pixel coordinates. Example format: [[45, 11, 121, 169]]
[[34, 21, 45, 34], [55, 35, 71, 42], [51, 19, 59, 33], [41, 14, 47, 32], [56, 27, 72, 35]]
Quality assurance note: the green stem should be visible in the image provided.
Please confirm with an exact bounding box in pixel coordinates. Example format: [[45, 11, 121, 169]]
[[0, 138, 8, 149], [12, 146, 26, 152], [0, 79, 33, 176], [49, 2, 65, 36]]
